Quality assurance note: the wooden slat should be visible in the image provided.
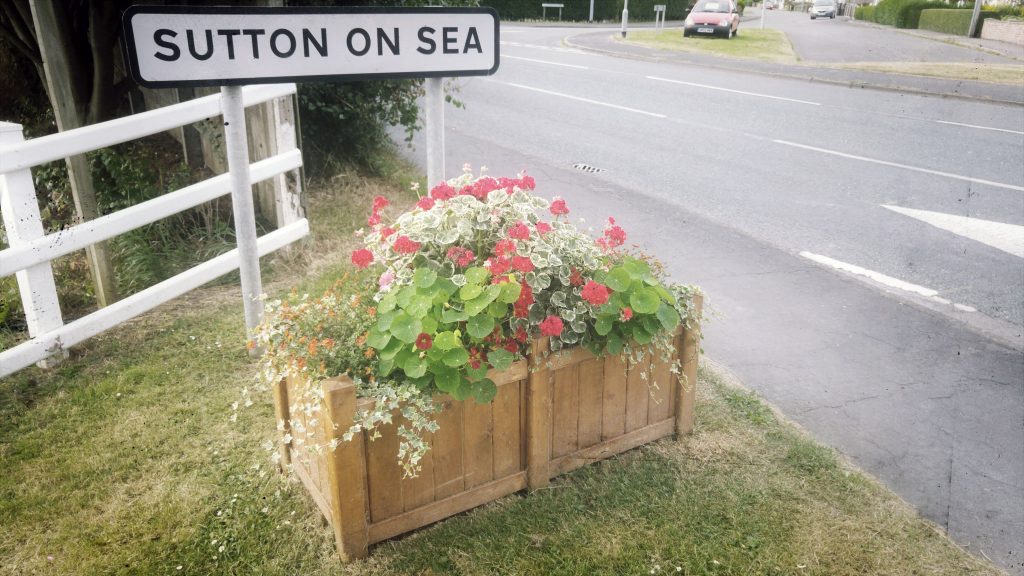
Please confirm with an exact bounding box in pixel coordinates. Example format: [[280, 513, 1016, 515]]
[[274, 378, 292, 467], [322, 377, 369, 561], [526, 337, 553, 489], [602, 353, 627, 440], [648, 351, 674, 424], [550, 419, 675, 477], [365, 418, 404, 523], [431, 398, 466, 500], [545, 346, 595, 372], [490, 360, 528, 386], [402, 426, 435, 512], [550, 364, 580, 458], [368, 472, 527, 545], [293, 459, 332, 523], [462, 397, 495, 489], [625, 354, 650, 432], [676, 294, 704, 436], [577, 357, 604, 449], [492, 380, 523, 478]]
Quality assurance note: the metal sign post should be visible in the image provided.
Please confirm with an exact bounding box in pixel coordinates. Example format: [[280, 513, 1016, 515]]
[[425, 77, 445, 188], [621, 0, 630, 38]]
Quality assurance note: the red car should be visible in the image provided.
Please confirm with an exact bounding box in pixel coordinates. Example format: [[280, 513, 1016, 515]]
[[684, 0, 741, 38]]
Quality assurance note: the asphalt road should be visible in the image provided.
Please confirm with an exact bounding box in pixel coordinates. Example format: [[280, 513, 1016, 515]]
[[394, 23, 1024, 574]]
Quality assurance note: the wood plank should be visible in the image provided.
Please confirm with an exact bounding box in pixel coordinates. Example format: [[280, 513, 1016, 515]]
[[602, 353, 627, 440], [550, 419, 675, 477], [676, 294, 704, 436], [368, 472, 527, 545], [293, 459, 332, 524], [492, 380, 523, 478], [648, 351, 674, 424], [546, 346, 595, 372], [431, 397, 465, 500], [401, 426, 436, 512], [273, 378, 292, 467], [462, 396, 495, 489], [490, 360, 528, 386], [625, 354, 651, 432], [577, 357, 604, 449], [550, 364, 580, 458], [526, 337, 553, 489], [365, 416, 404, 523], [321, 377, 370, 561]]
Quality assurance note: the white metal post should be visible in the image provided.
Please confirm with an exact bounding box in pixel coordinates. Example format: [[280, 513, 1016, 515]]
[[761, 0, 767, 28], [589, 0, 595, 21], [968, 0, 982, 38], [0, 122, 67, 367], [425, 77, 446, 188], [621, 0, 630, 37], [220, 86, 264, 352]]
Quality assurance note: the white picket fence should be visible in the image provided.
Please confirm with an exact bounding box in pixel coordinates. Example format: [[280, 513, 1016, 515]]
[[0, 83, 308, 378]]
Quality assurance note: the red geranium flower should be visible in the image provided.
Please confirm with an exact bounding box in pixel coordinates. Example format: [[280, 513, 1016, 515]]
[[508, 221, 530, 240], [549, 197, 569, 216], [393, 235, 421, 254], [487, 256, 512, 276], [415, 333, 433, 350], [430, 182, 457, 200], [620, 307, 633, 321], [520, 175, 536, 190], [514, 282, 534, 318], [512, 255, 535, 273], [581, 281, 611, 305], [372, 195, 389, 212], [380, 226, 396, 239], [535, 221, 552, 235], [539, 315, 564, 337], [569, 267, 585, 286], [494, 239, 516, 258], [351, 248, 374, 269], [417, 196, 436, 211], [446, 246, 475, 268], [367, 212, 381, 227]]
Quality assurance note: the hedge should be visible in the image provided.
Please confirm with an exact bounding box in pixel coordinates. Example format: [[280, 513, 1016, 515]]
[[479, 0, 690, 21], [917, 7, 999, 35], [897, 1, 948, 28], [855, 5, 876, 20]]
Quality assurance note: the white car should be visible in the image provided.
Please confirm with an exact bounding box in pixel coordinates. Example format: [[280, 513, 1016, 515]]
[[810, 0, 836, 18]]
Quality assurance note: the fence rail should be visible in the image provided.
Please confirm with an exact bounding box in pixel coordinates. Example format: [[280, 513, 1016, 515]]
[[0, 84, 305, 378]]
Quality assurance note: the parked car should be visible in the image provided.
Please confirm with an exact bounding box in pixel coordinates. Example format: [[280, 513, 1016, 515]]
[[764, 0, 777, 8], [810, 0, 836, 18], [684, 0, 740, 38]]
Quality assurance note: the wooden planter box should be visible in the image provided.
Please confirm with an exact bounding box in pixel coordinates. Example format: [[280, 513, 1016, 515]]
[[273, 296, 702, 561]]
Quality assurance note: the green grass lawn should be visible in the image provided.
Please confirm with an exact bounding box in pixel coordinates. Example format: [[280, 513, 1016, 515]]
[[621, 29, 799, 64], [0, 157, 1001, 575]]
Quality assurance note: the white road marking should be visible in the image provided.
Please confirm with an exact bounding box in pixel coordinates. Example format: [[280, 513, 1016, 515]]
[[882, 204, 1024, 258], [504, 55, 590, 69], [500, 41, 586, 54], [647, 76, 821, 106], [935, 120, 1024, 136], [774, 140, 1024, 192], [495, 81, 667, 118]]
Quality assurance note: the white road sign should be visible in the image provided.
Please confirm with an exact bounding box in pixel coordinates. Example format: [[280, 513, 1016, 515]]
[[122, 6, 500, 88]]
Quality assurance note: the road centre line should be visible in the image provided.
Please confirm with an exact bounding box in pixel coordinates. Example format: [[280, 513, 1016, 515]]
[[774, 140, 1024, 192], [494, 81, 667, 118], [935, 120, 1024, 136], [647, 76, 821, 106], [504, 55, 589, 70]]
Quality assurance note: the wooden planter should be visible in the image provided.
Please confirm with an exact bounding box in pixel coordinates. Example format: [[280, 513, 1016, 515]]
[[273, 296, 702, 561]]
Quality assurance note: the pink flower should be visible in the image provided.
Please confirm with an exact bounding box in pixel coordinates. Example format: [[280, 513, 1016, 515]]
[[379, 271, 395, 289], [380, 226, 396, 239], [351, 249, 374, 269], [570, 267, 585, 287], [417, 196, 436, 211], [620, 307, 633, 321], [494, 239, 516, 258], [512, 255, 535, 273], [447, 246, 475, 268], [373, 196, 390, 212], [430, 182, 457, 200], [549, 197, 569, 216], [415, 333, 433, 350], [486, 256, 512, 276], [535, 222, 552, 235], [520, 174, 536, 190], [367, 212, 381, 227], [581, 281, 610, 306], [514, 282, 534, 318], [539, 315, 564, 337], [508, 221, 530, 241], [393, 235, 421, 255], [597, 218, 627, 251]]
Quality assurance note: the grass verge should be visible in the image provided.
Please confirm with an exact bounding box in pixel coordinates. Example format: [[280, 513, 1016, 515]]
[[620, 29, 799, 63], [829, 61, 1024, 85], [0, 153, 1001, 575]]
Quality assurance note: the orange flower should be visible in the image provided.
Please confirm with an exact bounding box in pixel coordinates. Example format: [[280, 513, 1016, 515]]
[[368, 307, 377, 318], [364, 348, 376, 359], [356, 333, 367, 347], [308, 338, 318, 356], [322, 338, 335, 350]]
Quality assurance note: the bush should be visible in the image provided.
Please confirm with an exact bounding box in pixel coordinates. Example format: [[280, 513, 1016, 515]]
[[855, 5, 876, 20], [897, 1, 949, 27], [479, 0, 691, 21], [918, 7, 999, 34]]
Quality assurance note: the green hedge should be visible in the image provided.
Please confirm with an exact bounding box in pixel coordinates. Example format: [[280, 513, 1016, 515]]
[[855, 5, 876, 20], [479, 0, 690, 21], [897, 1, 948, 27], [917, 7, 999, 35]]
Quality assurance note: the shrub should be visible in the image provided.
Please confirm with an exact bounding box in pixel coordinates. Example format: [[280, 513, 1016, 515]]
[[855, 5, 876, 20], [479, 0, 691, 21], [918, 7, 999, 34], [897, 1, 950, 27]]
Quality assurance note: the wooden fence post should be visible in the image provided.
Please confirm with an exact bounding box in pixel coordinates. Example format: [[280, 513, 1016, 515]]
[[674, 293, 704, 437], [526, 337, 553, 490], [322, 377, 370, 561], [272, 378, 292, 469], [0, 123, 67, 368]]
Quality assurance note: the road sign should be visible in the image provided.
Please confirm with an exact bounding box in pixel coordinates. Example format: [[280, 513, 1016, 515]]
[[121, 6, 500, 88]]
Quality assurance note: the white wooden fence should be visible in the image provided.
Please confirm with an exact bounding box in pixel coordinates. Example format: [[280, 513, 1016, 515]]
[[0, 83, 308, 378]]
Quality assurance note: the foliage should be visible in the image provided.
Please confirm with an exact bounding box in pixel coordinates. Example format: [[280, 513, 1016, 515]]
[[855, 5, 876, 20], [256, 172, 700, 475], [916, 7, 999, 33], [480, 0, 692, 21], [897, 1, 950, 28]]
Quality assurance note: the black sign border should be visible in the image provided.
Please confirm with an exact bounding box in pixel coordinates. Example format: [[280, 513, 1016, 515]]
[[121, 5, 500, 89]]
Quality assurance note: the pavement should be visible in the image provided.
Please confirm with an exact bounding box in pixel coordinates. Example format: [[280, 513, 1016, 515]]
[[561, 12, 1024, 105]]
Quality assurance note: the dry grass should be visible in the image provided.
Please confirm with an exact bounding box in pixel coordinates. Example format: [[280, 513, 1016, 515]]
[[621, 29, 800, 64], [828, 61, 1024, 85]]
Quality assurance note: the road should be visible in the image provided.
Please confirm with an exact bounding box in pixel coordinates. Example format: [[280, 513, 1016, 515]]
[[394, 22, 1024, 574]]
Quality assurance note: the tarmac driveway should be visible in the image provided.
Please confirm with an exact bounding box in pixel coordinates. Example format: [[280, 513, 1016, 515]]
[[760, 9, 1023, 63]]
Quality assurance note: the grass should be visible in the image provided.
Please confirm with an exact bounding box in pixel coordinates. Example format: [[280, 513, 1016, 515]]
[[620, 29, 799, 63], [829, 61, 1024, 85], [0, 152, 1002, 575]]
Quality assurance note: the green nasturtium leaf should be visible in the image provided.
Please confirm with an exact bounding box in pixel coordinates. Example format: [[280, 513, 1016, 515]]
[[378, 357, 395, 376], [433, 366, 461, 393], [451, 379, 472, 401], [487, 301, 508, 318], [498, 280, 522, 303], [466, 362, 490, 382], [464, 285, 501, 316], [467, 314, 495, 339], [390, 311, 422, 343], [379, 337, 404, 360], [405, 294, 432, 318], [470, 378, 498, 404], [441, 307, 469, 323], [366, 328, 391, 350], [414, 268, 438, 289], [642, 315, 662, 336], [434, 277, 458, 297], [623, 257, 651, 279], [595, 316, 614, 336], [396, 285, 416, 308], [376, 309, 399, 331], [421, 316, 438, 335], [656, 302, 681, 331], [434, 331, 460, 351], [607, 330, 624, 356], [403, 355, 428, 378], [442, 347, 470, 367], [487, 349, 514, 371], [378, 293, 397, 313], [630, 288, 661, 314], [606, 267, 632, 292], [465, 266, 489, 285], [459, 283, 482, 301], [633, 326, 653, 345]]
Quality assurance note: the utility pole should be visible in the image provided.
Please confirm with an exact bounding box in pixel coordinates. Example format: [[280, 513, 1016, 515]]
[[968, 0, 982, 38], [621, 0, 630, 37], [590, 0, 595, 22]]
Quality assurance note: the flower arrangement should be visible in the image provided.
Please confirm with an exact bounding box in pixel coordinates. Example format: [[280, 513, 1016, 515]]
[[255, 169, 700, 476]]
